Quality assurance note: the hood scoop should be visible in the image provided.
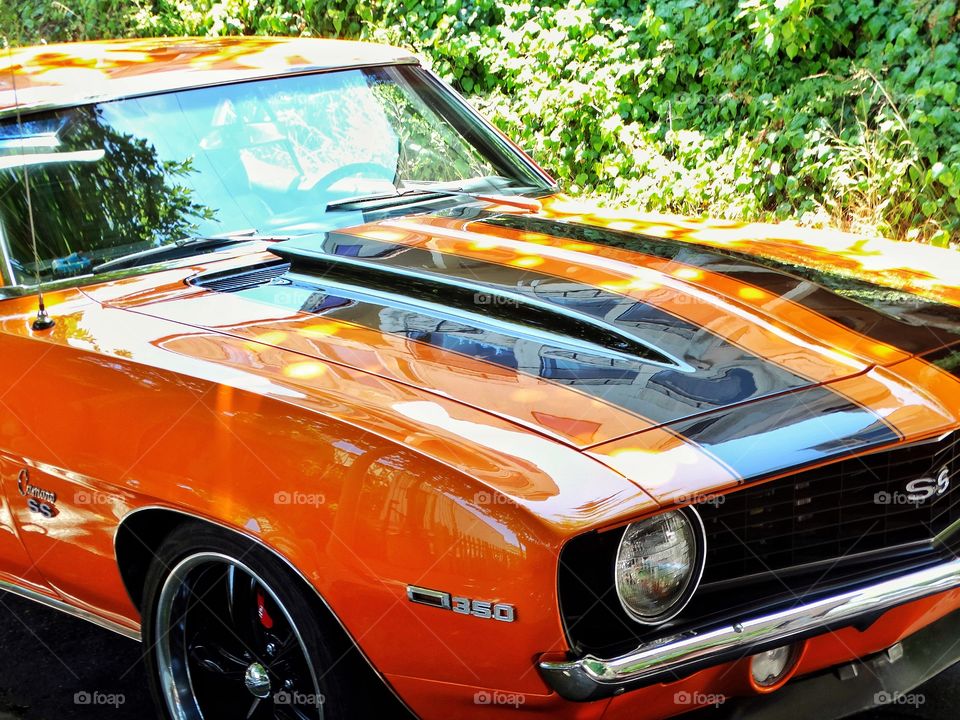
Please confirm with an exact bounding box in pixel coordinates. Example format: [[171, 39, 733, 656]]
[[180, 227, 831, 431], [268, 232, 683, 369]]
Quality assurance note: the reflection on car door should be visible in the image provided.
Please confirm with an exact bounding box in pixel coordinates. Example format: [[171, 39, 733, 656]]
[[0, 453, 49, 593], [0, 295, 140, 627]]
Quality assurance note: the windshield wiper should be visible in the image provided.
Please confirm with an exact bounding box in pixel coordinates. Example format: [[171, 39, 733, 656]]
[[325, 186, 473, 212], [93, 230, 284, 274]]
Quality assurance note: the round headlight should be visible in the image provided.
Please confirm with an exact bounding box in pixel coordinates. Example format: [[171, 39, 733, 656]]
[[614, 509, 705, 624]]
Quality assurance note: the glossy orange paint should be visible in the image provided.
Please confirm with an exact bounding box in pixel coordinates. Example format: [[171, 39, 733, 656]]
[[538, 195, 960, 308], [0, 281, 659, 694], [387, 590, 960, 719], [362, 214, 873, 387], [335, 215, 960, 445], [456, 215, 914, 366], [1, 37, 960, 720], [0, 37, 414, 115], [1, 230, 958, 719], [100, 271, 652, 448]]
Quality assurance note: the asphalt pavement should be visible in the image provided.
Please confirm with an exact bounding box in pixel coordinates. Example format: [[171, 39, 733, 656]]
[[0, 593, 956, 719]]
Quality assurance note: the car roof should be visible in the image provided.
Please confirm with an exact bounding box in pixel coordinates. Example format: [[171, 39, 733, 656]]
[[0, 36, 418, 117]]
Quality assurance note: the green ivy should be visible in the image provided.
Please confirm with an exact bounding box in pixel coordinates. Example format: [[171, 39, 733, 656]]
[[3, 0, 959, 244]]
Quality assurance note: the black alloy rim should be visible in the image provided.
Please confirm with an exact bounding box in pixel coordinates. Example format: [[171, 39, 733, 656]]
[[156, 553, 323, 720]]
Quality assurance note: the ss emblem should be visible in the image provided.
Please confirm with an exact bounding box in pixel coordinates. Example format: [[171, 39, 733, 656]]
[[27, 498, 56, 518], [905, 466, 951, 503]]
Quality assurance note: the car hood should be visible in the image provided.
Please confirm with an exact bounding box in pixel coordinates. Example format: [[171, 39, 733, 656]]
[[95, 202, 960, 502]]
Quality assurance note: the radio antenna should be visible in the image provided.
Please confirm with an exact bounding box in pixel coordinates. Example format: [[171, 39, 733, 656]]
[[3, 37, 54, 330]]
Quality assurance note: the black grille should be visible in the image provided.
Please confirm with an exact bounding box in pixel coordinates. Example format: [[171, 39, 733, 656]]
[[188, 261, 290, 293], [559, 434, 960, 659], [697, 433, 960, 584]]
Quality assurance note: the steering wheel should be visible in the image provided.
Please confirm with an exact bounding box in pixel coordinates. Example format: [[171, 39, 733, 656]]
[[309, 161, 396, 196]]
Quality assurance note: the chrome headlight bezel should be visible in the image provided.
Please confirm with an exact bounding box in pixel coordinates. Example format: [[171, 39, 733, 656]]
[[613, 506, 707, 625]]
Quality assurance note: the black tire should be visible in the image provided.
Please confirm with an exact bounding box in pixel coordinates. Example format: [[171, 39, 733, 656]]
[[141, 523, 363, 720]]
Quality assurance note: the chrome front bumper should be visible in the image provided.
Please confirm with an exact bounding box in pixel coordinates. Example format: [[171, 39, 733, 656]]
[[540, 558, 960, 701]]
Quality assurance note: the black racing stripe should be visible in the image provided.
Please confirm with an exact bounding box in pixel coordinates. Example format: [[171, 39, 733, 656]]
[[668, 385, 901, 481], [479, 213, 960, 355], [260, 231, 817, 427]]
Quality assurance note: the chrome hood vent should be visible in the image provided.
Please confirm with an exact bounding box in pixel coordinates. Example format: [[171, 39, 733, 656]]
[[188, 261, 289, 293]]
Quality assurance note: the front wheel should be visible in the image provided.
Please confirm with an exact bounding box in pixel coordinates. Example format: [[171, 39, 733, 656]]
[[142, 525, 353, 720]]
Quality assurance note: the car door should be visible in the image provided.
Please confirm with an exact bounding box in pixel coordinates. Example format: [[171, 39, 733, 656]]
[[0, 292, 144, 628], [0, 104, 168, 627], [0, 452, 49, 592], [0, 293, 54, 593]]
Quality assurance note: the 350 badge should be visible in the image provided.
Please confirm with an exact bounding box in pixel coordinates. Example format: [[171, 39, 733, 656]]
[[406, 585, 516, 622]]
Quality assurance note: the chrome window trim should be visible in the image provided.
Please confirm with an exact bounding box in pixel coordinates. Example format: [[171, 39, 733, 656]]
[[539, 557, 960, 701], [0, 246, 263, 298], [420, 66, 558, 192], [0, 223, 15, 288]]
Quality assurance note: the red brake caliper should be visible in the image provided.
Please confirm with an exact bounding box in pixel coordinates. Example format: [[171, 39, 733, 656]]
[[257, 591, 274, 630]]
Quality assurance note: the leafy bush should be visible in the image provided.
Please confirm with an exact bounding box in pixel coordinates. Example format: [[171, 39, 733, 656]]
[[3, 0, 959, 244]]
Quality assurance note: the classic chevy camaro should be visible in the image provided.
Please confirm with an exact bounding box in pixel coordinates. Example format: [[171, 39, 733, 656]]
[[2, 36, 960, 720]]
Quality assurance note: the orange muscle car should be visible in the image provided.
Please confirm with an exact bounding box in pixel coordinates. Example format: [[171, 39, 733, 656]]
[[2, 36, 960, 720]]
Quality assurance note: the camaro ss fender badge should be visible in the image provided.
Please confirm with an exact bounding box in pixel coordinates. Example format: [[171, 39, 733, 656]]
[[406, 585, 516, 622], [17, 469, 58, 518], [905, 466, 951, 503]]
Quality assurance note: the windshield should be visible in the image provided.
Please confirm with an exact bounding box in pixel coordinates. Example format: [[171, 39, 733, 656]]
[[0, 64, 549, 286]]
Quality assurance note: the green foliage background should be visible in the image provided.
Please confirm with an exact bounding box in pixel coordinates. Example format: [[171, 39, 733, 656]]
[[3, 0, 960, 245]]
